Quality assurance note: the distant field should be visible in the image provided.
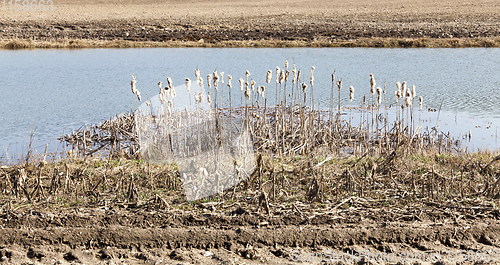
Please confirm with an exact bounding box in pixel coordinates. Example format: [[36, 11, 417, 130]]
[[1, 0, 500, 48]]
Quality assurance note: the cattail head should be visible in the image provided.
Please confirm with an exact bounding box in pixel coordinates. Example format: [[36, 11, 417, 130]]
[[260, 86, 266, 95], [297, 70, 301, 83], [131, 75, 137, 95], [185, 78, 191, 93], [275, 66, 280, 83], [292, 68, 297, 84], [207, 74, 212, 89], [301, 82, 308, 93], [401, 81, 407, 97], [377, 87, 382, 104], [207, 92, 212, 104], [158, 81, 162, 90], [245, 70, 250, 79], [136, 91, 142, 101], [396, 81, 401, 91], [285, 60, 289, 69], [279, 70, 285, 84], [194, 92, 200, 104], [213, 70, 219, 89], [195, 69, 200, 80], [285, 70, 290, 82], [244, 86, 251, 99], [220, 72, 224, 84], [332, 73, 335, 83], [251, 80, 256, 91], [167, 77, 173, 90], [405, 96, 411, 107], [419, 96, 423, 109], [266, 70, 272, 84], [370, 74, 376, 94], [227, 75, 232, 88], [310, 66, 315, 86], [411, 85, 416, 98], [349, 86, 354, 102], [395, 90, 401, 102], [239, 78, 244, 91], [336, 79, 342, 91]]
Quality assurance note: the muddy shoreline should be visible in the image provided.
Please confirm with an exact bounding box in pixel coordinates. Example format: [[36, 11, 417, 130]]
[[2, 17, 500, 48]]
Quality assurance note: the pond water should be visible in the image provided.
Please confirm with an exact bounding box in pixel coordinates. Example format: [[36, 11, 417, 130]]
[[1, 48, 499, 161]]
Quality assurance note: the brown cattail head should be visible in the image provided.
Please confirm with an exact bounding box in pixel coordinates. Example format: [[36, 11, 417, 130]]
[[158, 81, 162, 90], [279, 70, 285, 84], [396, 81, 401, 91], [227, 75, 232, 88], [401, 81, 407, 98], [370, 74, 376, 94], [332, 73, 335, 83], [185, 78, 191, 93], [336, 79, 342, 91], [275, 66, 280, 83], [244, 86, 251, 99], [292, 68, 297, 84], [239, 78, 244, 91], [245, 70, 250, 80], [266, 70, 272, 84], [377, 87, 382, 104], [207, 74, 212, 89], [285, 70, 290, 82], [411, 85, 416, 98], [137, 91, 142, 101], [207, 92, 212, 104], [297, 70, 301, 83], [349, 86, 354, 102], [395, 90, 401, 102], [167, 77, 173, 90], [302, 82, 308, 93], [251, 80, 256, 91], [419, 96, 423, 109]]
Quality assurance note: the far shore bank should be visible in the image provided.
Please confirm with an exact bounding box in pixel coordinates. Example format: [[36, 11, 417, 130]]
[[2, 37, 500, 49]]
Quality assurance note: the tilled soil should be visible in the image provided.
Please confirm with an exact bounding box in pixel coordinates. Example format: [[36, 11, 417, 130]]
[[1, 201, 500, 264], [1, 0, 500, 47]]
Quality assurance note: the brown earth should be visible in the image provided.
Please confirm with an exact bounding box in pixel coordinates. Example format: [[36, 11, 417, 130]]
[[2, 197, 500, 264], [2, 150, 500, 264], [1, 0, 500, 48]]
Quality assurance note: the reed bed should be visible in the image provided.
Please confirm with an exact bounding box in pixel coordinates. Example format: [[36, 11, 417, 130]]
[[60, 64, 461, 160], [10, 63, 492, 209]]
